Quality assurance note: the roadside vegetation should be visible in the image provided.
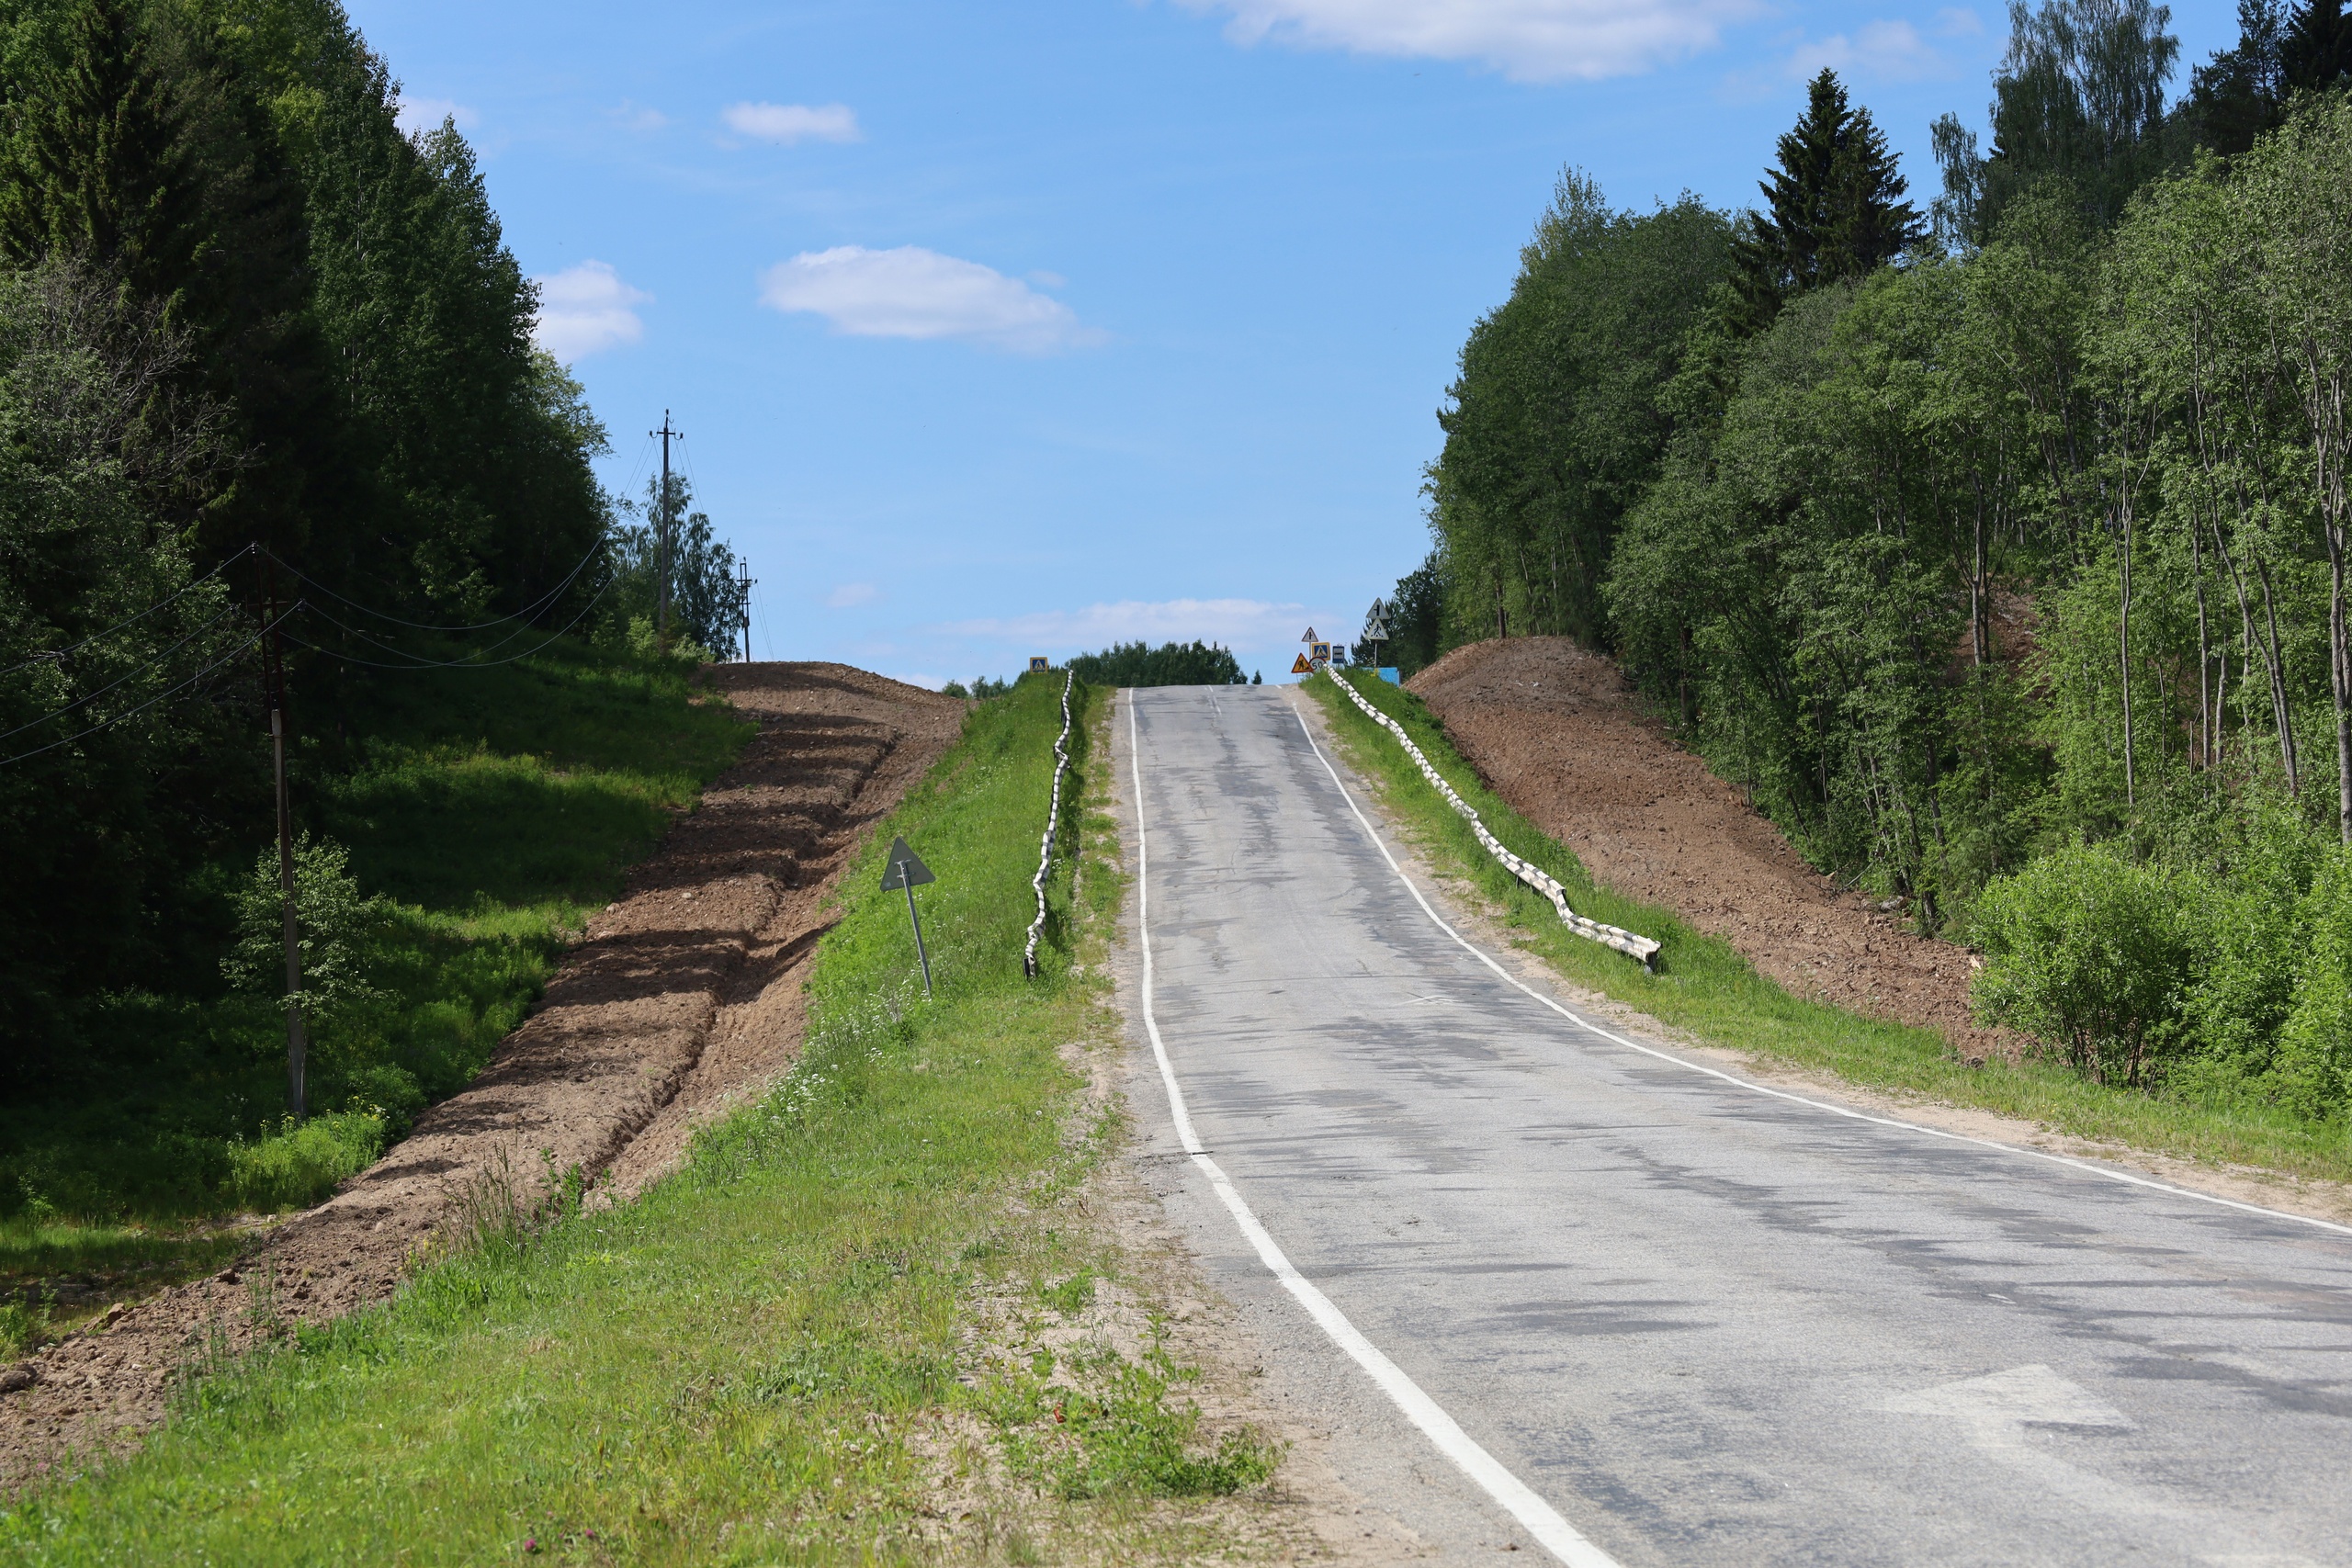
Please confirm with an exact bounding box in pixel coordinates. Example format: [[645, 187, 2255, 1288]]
[[0, 644, 747, 1338], [1387, 0, 2352, 1137], [0, 673, 1287, 1563], [0, 0, 754, 1333], [1311, 669, 2352, 1187]]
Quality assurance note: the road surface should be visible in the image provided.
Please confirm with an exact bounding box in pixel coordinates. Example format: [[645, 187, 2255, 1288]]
[[1116, 683, 2352, 1568]]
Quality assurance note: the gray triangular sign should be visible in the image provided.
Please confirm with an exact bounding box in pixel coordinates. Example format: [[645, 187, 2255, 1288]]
[[880, 835, 935, 890]]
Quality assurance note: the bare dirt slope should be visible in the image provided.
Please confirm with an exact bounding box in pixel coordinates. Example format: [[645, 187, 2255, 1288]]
[[1408, 637, 2001, 1058], [0, 662, 962, 1489]]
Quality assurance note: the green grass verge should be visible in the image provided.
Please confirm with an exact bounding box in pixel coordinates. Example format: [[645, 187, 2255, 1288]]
[[0, 641, 752, 1320], [0, 673, 1281, 1563], [1308, 670, 2352, 1186]]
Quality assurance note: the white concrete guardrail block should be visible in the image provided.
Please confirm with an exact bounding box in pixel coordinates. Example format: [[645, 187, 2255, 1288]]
[[1322, 670, 1661, 969], [1023, 670, 1078, 977]]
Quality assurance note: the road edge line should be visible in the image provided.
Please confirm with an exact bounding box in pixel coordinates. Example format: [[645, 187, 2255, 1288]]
[[1284, 694, 2352, 1242], [1126, 691, 1625, 1568]]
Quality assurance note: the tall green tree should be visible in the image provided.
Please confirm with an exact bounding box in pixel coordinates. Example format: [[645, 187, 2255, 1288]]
[[2282, 0, 2352, 90], [1969, 0, 2183, 233], [1726, 70, 1921, 334]]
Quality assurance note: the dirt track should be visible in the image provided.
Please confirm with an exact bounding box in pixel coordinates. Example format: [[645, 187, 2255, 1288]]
[[1409, 637, 2004, 1059], [0, 662, 963, 1489]]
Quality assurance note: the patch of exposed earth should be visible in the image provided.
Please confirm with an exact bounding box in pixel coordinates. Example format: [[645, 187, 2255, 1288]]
[[1408, 636, 2011, 1063], [0, 662, 963, 1490]]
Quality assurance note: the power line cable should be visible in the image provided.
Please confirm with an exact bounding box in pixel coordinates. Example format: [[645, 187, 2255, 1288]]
[[259, 535, 602, 633], [0, 604, 296, 770], [0, 543, 253, 679], [0, 597, 245, 744], [292, 595, 552, 666], [285, 574, 618, 671]]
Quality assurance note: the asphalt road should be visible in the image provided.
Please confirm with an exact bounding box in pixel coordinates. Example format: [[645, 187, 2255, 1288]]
[[1115, 683, 2352, 1568]]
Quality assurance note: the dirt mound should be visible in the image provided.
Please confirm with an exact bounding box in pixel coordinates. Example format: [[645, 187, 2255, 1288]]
[[0, 662, 962, 1489], [1408, 637, 2001, 1058]]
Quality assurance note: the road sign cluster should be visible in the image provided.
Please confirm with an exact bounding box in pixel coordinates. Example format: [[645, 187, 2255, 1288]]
[[1292, 604, 1396, 678]]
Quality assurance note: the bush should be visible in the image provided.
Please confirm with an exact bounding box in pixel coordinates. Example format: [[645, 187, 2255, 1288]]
[[2271, 849, 2352, 1121], [1971, 841, 2201, 1087]]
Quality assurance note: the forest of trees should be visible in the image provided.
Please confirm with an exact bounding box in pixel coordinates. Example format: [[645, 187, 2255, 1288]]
[[1404, 0, 2352, 1112], [0, 0, 741, 1093]]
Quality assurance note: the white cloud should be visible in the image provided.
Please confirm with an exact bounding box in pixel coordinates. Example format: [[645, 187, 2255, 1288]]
[[610, 100, 669, 132], [1177, 0, 1758, 82], [721, 101, 863, 144], [827, 582, 878, 607], [758, 246, 1100, 354], [395, 95, 478, 135], [531, 261, 651, 362], [1783, 18, 1947, 80], [944, 598, 1315, 649]]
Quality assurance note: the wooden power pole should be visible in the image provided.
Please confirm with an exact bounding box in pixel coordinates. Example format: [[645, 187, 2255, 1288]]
[[650, 412, 682, 651], [738, 559, 755, 662], [261, 566, 307, 1121]]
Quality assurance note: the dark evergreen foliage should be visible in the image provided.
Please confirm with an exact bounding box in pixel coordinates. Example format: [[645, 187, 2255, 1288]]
[[1725, 71, 1921, 335], [1064, 640, 1245, 687], [0, 0, 622, 1085], [2282, 0, 2352, 89]]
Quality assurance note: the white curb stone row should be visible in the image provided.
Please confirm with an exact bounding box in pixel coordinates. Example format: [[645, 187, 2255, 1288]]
[[1323, 671, 1661, 969], [1023, 670, 1077, 977]]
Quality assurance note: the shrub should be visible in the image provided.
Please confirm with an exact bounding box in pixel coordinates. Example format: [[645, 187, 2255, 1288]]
[[2270, 848, 2352, 1121], [1971, 841, 2200, 1087]]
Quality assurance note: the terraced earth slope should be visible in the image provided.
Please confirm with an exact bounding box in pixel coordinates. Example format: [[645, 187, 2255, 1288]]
[[1408, 637, 2001, 1059], [0, 662, 962, 1489]]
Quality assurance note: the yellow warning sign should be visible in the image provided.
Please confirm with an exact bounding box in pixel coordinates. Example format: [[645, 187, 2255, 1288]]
[[1290, 652, 1312, 674]]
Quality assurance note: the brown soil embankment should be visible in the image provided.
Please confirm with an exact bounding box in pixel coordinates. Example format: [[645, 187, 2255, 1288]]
[[0, 662, 961, 1489], [1408, 637, 2000, 1058]]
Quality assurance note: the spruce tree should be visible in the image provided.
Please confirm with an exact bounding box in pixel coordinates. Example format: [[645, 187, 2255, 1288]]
[[0, 0, 202, 304], [2282, 0, 2352, 90], [1726, 70, 1921, 334], [2186, 0, 2290, 155]]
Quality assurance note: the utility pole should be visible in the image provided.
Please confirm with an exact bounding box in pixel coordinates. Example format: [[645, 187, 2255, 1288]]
[[650, 411, 682, 651], [260, 563, 307, 1122], [738, 559, 755, 663]]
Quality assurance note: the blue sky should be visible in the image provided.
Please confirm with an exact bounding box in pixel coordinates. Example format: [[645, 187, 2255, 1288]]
[[348, 0, 2232, 688]]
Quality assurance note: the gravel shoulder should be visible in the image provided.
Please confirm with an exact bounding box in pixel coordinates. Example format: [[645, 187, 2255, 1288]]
[[0, 661, 962, 1491]]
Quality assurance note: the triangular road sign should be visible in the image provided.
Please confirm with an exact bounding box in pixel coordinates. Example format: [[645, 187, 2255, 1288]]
[[879, 835, 935, 890], [1300, 626, 1318, 643], [1290, 652, 1313, 674]]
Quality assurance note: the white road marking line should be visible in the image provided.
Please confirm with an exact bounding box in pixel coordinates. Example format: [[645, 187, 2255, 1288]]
[[1127, 692, 1623, 1568], [1284, 694, 2352, 1242]]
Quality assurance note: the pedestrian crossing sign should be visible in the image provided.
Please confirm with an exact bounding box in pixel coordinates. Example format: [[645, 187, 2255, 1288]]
[[1027, 656, 1049, 673]]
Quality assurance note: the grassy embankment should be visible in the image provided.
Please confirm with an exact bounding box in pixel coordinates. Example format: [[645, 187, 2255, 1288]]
[[1, 673, 1282, 1565], [0, 642, 750, 1352], [1310, 669, 2352, 1186]]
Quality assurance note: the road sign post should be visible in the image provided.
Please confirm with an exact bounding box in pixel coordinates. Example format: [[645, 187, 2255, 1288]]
[[880, 835, 937, 996]]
